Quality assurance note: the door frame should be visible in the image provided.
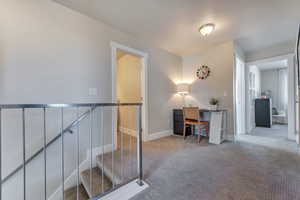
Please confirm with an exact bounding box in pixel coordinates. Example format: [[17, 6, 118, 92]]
[[111, 41, 149, 144], [246, 54, 296, 141], [234, 55, 246, 137]]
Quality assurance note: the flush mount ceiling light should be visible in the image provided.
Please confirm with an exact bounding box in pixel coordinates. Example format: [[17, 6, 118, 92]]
[[199, 23, 215, 36]]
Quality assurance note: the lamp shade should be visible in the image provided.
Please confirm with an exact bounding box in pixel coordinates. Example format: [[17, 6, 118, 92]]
[[177, 83, 190, 95]]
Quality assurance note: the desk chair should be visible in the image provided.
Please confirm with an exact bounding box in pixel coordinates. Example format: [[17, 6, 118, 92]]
[[183, 107, 209, 143]]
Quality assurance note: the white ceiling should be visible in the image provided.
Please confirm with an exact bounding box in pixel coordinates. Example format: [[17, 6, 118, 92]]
[[256, 60, 288, 71], [54, 0, 300, 56]]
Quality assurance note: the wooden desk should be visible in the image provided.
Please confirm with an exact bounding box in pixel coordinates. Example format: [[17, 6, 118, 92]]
[[173, 109, 228, 144]]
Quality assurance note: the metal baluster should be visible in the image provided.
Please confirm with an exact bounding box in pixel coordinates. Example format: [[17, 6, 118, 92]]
[[0, 108, 2, 200], [112, 106, 115, 188], [22, 108, 26, 200], [89, 107, 93, 196], [100, 107, 104, 193], [61, 108, 64, 200], [129, 129, 133, 179], [120, 105, 124, 182], [130, 107, 133, 179], [76, 107, 80, 200], [226, 111, 229, 142], [43, 108, 47, 200], [136, 105, 143, 186]]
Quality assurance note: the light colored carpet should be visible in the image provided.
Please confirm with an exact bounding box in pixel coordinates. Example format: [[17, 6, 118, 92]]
[[128, 135, 300, 200], [249, 125, 288, 139]]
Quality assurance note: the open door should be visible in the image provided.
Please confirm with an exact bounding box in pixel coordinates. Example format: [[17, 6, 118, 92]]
[[235, 56, 246, 136], [296, 25, 300, 146]]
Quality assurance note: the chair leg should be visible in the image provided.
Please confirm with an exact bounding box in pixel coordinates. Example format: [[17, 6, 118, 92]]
[[192, 125, 194, 136], [206, 126, 209, 137], [198, 127, 202, 143]]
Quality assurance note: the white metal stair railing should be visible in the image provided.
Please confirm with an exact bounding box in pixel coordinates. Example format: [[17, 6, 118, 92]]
[[0, 103, 144, 200]]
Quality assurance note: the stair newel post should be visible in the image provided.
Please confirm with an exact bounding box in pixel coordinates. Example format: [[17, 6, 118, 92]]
[[22, 108, 26, 200], [76, 106, 80, 200], [61, 108, 65, 200], [137, 105, 143, 186], [0, 108, 2, 200], [43, 107, 47, 200], [100, 106, 104, 194], [112, 105, 115, 189], [89, 106, 93, 196]]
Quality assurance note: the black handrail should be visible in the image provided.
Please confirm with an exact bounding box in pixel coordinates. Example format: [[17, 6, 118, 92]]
[[1, 107, 95, 184]]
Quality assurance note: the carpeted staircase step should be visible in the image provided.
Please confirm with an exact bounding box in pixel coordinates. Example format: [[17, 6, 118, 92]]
[[80, 167, 113, 198], [64, 184, 89, 200], [96, 149, 137, 186]]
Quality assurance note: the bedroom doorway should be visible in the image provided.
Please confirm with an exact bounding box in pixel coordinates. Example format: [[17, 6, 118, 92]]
[[236, 54, 298, 151], [111, 42, 149, 144]]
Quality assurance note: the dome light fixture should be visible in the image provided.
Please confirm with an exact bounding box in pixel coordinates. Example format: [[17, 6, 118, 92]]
[[199, 23, 215, 36]]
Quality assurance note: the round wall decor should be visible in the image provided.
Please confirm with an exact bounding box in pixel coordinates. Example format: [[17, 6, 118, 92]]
[[196, 65, 211, 79]]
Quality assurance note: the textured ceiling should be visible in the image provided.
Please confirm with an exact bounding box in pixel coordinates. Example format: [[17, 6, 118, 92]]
[[54, 0, 300, 56]]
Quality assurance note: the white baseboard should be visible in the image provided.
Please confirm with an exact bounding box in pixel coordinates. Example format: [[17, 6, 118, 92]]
[[48, 144, 113, 200], [119, 127, 137, 137], [100, 179, 149, 200], [145, 130, 172, 141], [226, 134, 235, 142]]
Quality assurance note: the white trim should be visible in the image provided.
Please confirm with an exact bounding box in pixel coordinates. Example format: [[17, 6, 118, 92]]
[[226, 134, 235, 142], [234, 54, 247, 138], [111, 41, 149, 143], [233, 53, 237, 139], [48, 144, 113, 200], [244, 54, 297, 141], [287, 54, 297, 140], [247, 54, 294, 66], [119, 127, 137, 137], [99, 179, 149, 200], [145, 130, 172, 141]]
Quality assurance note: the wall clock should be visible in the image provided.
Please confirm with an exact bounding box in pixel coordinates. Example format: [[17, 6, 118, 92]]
[[196, 65, 211, 80]]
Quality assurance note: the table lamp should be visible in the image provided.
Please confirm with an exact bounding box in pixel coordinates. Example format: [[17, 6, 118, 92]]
[[177, 83, 190, 107]]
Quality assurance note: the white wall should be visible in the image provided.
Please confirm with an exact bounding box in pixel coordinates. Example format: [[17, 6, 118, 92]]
[[0, 0, 182, 133], [182, 41, 235, 137], [261, 69, 284, 108], [261, 68, 289, 123], [0, 0, 182, 199]]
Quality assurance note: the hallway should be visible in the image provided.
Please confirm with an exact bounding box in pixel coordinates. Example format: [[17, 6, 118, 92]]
[[128, 136, 300, 200]]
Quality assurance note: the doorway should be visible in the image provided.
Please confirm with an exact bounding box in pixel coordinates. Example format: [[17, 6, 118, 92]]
[[111, 42, 148, 144], [235, 54, 298, 151]]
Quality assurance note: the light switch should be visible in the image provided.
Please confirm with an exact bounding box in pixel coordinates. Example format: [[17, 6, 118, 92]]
[[89, 88, 98, 96], [223, 91, 228, 97]]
